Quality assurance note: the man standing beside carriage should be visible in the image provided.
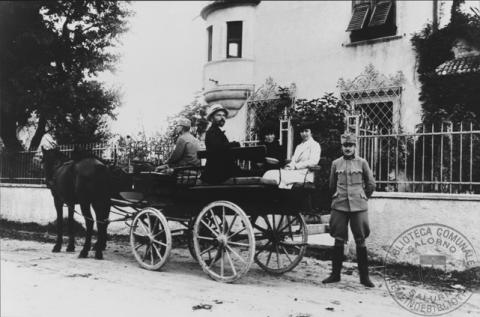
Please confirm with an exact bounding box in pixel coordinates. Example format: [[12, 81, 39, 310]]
[[323, 133, 376, 288]]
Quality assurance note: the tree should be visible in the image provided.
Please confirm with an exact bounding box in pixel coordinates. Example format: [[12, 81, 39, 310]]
[[0, 1, 132, 151]]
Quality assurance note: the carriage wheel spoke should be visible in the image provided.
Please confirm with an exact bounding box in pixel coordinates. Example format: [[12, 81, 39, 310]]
[[276, 215, 284, 231], [220, 248, 224, 277], [230, 214, 238, 232], [266, 248, 273, 267], [254, 234, 269, 241], [253, 222, 268, 233], [133, 232, 148, 239], [200, 245, 216, 256], [138, 217, 151, 235], [198, 235, 216, 241], [200, 220, 220, 238], [255, 240, 272, 256], [134, 243, 144, 250], [277, 216, 297, 233], [225, 245, 246, 264], [263, 215, 274, 232], [152, 230, 165, 239], [222, 206, 226, 235], [227, 241, 250, 247], [152, 239, 168, 247], [146, 215, 153, 232], [143, 245, 150, 261], [209, 209, 221, 232], [152, 243, 163, 261], [280, 245, 294, 264], [207, 249, 220, 269], [150, 246, 154, 265], [228, 226, 245, 240], [275, 245, 281, 269], [225, 248, 237, 276]]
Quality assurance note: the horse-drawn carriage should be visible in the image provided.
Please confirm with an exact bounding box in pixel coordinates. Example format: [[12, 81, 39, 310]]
[[43, 145, 326, 283], [111, 146, 326, 283]]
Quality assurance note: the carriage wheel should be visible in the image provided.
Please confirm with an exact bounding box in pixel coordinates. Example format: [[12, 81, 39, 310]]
[[253, 213, 308, 274], [130, 207, 172, 271], [193, 201, 255, 283]]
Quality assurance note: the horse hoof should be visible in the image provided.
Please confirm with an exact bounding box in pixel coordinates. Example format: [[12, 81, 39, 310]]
[[52, 245, 61, 253], [95, 252, 103, 260], [78, 250, 88, 258], [66, 245, 75, 252]]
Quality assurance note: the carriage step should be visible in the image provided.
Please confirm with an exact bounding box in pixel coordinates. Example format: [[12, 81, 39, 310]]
[[307, 224, 329, 235]]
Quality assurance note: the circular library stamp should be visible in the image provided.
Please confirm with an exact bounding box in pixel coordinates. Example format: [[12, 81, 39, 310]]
[[384, 223, 477, 316]]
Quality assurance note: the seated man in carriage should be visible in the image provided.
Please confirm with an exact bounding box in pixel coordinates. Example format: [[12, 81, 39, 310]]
[[155, 118, 201, 174], [261, 124, 321, 189], [200, 104, 243, 184]]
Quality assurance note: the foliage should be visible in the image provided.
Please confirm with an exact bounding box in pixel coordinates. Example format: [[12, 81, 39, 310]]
[[289, 93, 348, 161], [165, 96, 209, 141], [0, 1, 132, 151], [410, 0, 480, 125], [113, 131, 174, 166]]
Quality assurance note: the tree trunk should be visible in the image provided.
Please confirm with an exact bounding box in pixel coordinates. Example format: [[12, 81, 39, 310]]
[[0, 113, 23, 152], [28, 114, 47, 151]]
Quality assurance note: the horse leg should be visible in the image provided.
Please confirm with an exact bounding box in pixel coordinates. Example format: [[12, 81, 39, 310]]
[[66, 205, 76, 252], [78, 203, 93, 258], [52, 197, 64, 253], [92, 200, 110, 260]]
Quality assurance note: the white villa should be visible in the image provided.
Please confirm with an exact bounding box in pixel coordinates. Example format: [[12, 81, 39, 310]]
[[199, 0, 480, 142]]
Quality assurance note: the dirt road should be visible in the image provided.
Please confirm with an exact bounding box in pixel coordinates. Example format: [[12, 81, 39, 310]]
[[1, 237, 479, 317]]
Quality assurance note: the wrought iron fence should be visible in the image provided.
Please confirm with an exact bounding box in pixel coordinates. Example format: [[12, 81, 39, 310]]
[[357, 122, 480, 194], [0, 141, 175, 184]]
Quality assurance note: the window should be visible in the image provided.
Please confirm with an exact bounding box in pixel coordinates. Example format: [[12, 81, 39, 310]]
[[346, 0, 396, 43], [207, 26, 213, 62], [226, 21, 242, 58]]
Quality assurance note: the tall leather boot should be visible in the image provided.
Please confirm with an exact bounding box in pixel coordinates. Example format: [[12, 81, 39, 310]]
[[322, 245, 343, 284], [357, 246, 374, 287]]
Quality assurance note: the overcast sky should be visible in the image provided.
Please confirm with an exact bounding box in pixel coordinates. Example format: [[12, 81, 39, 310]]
[[99, 1, 208, 137]]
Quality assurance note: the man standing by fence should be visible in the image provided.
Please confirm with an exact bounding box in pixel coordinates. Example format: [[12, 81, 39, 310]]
[[322, 133, 376, 287]]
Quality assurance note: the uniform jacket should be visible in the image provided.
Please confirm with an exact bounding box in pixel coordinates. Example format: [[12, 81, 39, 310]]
[[329, 156, 376, 212], [167, 132, 201, 167], [201, 124, 239, 184]]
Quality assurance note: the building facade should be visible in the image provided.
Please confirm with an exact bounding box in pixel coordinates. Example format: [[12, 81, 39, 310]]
[[200, 0, 479, 143]]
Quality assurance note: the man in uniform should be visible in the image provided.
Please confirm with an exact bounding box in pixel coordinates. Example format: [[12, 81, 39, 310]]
[[322, 133, 376, 287], [201, 104, 240, 184]]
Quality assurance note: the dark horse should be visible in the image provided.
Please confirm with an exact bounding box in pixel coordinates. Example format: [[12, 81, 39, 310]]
[[42, 147, 112, 259]]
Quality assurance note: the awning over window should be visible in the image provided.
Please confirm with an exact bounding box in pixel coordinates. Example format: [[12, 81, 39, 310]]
[[435, 55, 480, 76], [368, 1, 393, 27], [346, 4, 370, 32]]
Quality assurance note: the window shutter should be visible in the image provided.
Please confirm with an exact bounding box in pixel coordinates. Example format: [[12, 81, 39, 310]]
[[368, 1, 393, 27], [346, 4, 370, 32]]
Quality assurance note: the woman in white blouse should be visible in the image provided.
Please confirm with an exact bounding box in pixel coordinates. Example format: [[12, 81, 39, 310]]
[[262, 127, 321, 189]]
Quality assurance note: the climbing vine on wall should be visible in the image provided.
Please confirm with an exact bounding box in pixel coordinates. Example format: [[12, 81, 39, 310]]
[[411, 0, 480, 124]]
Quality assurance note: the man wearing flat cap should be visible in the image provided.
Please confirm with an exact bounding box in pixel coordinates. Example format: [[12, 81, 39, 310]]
[[201, 104, 241, 184], [156, 117, 201, 172], [323, 132, 376, 287]]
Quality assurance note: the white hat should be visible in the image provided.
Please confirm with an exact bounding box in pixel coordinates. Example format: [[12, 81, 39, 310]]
[[206, 104, 228, 120]]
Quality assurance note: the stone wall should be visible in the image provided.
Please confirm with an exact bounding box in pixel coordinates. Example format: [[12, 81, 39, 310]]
[[2, 184, 479, 269]]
